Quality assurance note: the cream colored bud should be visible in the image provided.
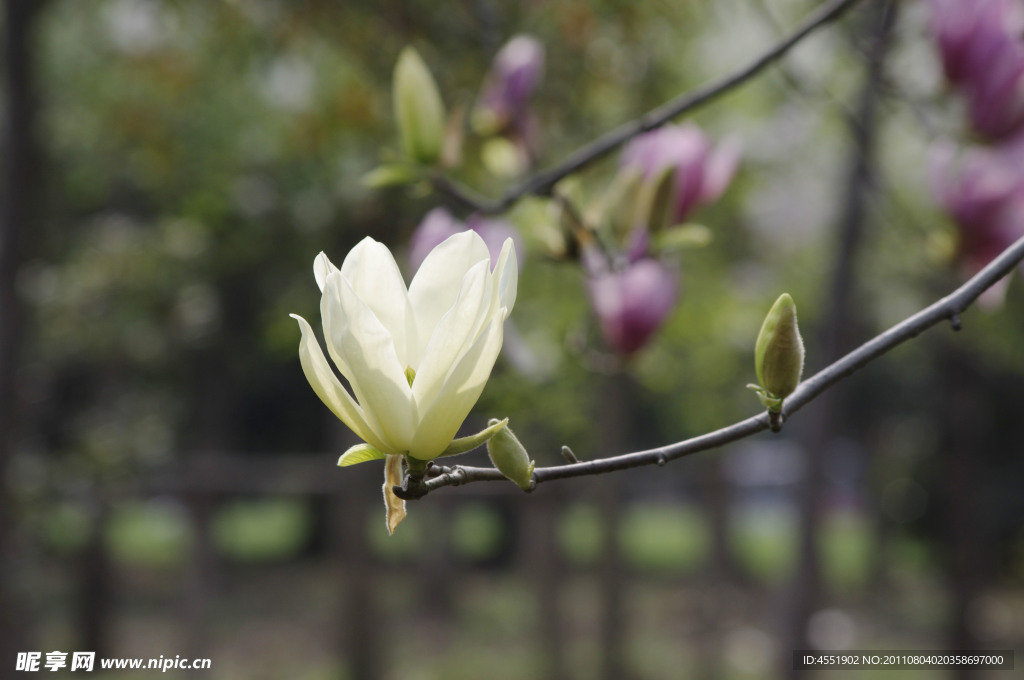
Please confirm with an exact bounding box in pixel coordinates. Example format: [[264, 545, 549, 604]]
[[754, 293, 805, 404], [485, 418, 535, 491], [393, 47, 446, 165]]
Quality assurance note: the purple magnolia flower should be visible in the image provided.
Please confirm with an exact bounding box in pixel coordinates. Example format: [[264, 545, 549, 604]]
[[928, 0, 1023, 84], [474, 35, 545, 137], [587, 256, 680, 356], [930, 137, 1024, 274], [466, 215, 524, 268], [409, 207, 524, 273], [965, 40, 1024, 140], [928, 0, 1024, 140], [408, 207, 461, 272], [621, 123, 739, 224]]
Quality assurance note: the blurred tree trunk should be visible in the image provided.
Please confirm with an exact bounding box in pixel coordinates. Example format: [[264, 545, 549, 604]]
[[696, 458, 734, 680], [704, 459, 741, 585], [598, 371, 629, 680], [77, 500, 112, 657], [598, 476, 625, 680], [183, 486, 216, 655], [942, 349, 984, 680], [782, 1, 895, 675], [332, 483, 382, 680], [524, 492, 567, 680], [1, 0, 45, 666], [182, 350, 231, 656], [329, 420, 383, 680]]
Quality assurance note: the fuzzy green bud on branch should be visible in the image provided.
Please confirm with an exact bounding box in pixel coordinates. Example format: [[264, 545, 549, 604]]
[[485, 418, 535, 491], [749, 293, 805, 413], [394, 47, 446, 166]]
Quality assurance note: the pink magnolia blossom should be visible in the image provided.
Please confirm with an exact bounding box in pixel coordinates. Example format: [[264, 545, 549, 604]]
[[930, 137, 1024, 274], [928, 0, 1024, 84], [475, 35, 545, 138], [409, 207, 524, 273], [965, 40, 1024, 140], [928, 0, 1024, 140], [621, 123, 740, 223], [587, 256, 680, 356]]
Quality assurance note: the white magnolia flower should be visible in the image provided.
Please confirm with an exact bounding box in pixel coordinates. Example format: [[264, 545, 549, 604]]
[[290, 231, 517, 532]]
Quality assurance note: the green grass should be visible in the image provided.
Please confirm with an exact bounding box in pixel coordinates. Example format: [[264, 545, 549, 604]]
[[450, 503, 508, 562], [211, 499, 312, 562], [105, 500, 190, 568], [731, 503, 797, 583], [821, 511, 872, 591], [619, 503, 708, 574], [558, 503, 605, 565]]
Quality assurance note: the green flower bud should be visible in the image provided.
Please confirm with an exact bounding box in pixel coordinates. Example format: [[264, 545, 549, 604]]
[[635, 165, 678, 233], [393, 47, 446, 166], [485, 418, 535, 491], [752, 293, 804, 411]]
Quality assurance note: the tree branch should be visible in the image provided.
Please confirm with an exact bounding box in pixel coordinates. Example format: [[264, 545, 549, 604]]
[[412, 234, 1024, 497], [430, 0, 864, 215]]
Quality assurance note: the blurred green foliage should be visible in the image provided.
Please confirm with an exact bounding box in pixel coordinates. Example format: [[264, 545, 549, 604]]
[[105, 500, 189, 569], [211, 499, 312, 562], [619, 504, 709, 573], [9, 0, 1024, 677]]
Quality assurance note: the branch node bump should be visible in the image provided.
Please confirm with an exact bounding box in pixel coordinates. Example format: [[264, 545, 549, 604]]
[[950, 313, 962, 331], [447, 466, 469, 486], [393, 471, 429, 500], [769, 411, 784, 433], [561, 445, 580, 464], [656, 454, 668, 466]]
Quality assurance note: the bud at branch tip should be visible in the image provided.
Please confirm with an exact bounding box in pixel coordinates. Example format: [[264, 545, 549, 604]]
[[749, 293, 805, 414]]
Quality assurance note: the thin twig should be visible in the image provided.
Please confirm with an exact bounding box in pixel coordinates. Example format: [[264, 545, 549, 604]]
[[431, 0, 864, 215], [414, 234, 1024, 496], [428, 172, 495, 213]]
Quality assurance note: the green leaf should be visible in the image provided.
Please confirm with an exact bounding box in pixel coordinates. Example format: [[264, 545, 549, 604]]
[[652, 223, 713, 252], [747, 384, 783, 412], [599, 166, 643, 237], [362, 163, 420, 189], [636, 165, 678, 233], [337, 443, 388, 467], [437, 418, 509, 458]]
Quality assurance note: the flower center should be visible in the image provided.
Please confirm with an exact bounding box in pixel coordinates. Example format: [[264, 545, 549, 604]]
[[405, 366, 416, 387]]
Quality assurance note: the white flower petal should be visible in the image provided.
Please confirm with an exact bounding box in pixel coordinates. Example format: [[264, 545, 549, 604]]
[[320, 271, 360, 381], [326, 272, 415, 452], [491, 237, 518, 319], [407, 230, 491, 365], [412, 259, 493, 412], [340, 237, 416, 366], [314, 252, 339, 293], [290, 314, 394, 453], [296, 227, 519, 473], [411, 314, 504, 459]]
